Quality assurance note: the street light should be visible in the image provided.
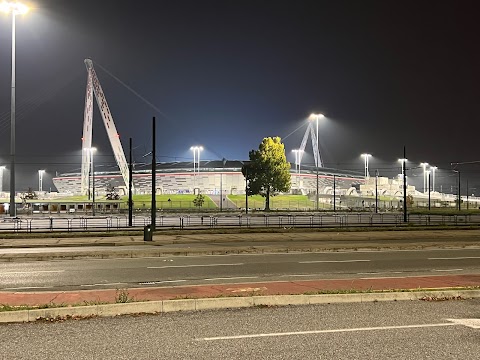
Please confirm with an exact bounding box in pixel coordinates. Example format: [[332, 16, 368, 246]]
[[292, 149, 303, 188], [431, 166, 438, 192], [190, 146, 203, 192], [361, 153, 372, 179], [420, 162, 429, 193], [38, 170, 45, 192], [398, 158, 407, 176], [309, 113, 324, 211], [0, 166, 5, 193], [1, 1, 29, 217]]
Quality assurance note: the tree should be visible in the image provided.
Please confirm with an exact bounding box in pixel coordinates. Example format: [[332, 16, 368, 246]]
[[242, 137, 291, 211], [193, 194, 205, 208]]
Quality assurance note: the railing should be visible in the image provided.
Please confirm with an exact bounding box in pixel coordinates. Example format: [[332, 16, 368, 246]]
[[1, 213, 480, 233]]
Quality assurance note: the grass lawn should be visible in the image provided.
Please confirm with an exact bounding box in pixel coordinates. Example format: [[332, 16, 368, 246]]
[[10, 194, 217, 210], [120, 194, 217, 209], [228, 194, 315, 210]]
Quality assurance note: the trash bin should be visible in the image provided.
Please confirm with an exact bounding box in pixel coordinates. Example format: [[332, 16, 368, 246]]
[[144, 224, 152, 241]]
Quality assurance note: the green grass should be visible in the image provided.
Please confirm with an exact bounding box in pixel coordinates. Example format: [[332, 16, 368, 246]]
[[121, 194, 217, 209], [228, 194, 315, 210], [10, 194, 218, 210]]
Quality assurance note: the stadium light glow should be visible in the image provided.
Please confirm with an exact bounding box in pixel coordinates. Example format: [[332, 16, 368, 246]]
[[420, 162, 429, 193], [361, 153, 372, 179]]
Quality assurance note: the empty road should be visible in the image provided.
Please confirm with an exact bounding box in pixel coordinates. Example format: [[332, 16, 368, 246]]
[[1, 248, 480, 291]]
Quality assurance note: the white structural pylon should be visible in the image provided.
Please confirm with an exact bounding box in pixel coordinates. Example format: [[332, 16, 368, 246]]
[[80, 59, 132, 195], [297, 121, 323, 168]]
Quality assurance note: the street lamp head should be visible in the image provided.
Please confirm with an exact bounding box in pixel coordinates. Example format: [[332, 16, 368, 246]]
[[0, 1, 29, 15], [309, 113, 325, 121], [190, 145, 203, 151], [431, 166, 438, 170], [38, 169, 45, 174], [398, 158, 407, 163], [361, 153, 372, 158]]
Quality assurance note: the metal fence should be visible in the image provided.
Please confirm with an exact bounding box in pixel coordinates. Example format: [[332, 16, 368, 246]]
[[2, 213, 480, 233]]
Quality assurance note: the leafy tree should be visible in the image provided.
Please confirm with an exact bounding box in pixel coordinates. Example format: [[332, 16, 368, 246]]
[[242, 137, 291, 211], [193, 194, 205, 208]]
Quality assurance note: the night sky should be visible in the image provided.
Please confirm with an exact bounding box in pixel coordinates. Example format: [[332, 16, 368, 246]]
[[0, 0, 479, 193]]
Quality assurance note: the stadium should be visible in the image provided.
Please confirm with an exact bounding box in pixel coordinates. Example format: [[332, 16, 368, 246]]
[[52, 160, 366, 197]]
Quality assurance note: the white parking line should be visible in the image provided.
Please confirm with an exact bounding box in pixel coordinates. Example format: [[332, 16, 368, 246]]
[[198, 323, 457, 341], [148, 263, 244, 269], [299, 260, 370, 264]]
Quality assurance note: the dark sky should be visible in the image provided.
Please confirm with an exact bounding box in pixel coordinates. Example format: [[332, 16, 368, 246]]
[[0, 0, 479, 193]]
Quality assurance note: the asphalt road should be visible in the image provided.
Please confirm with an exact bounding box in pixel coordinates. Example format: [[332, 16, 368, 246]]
[[2, 248, 480, 291], [1, 300, 479, 359]]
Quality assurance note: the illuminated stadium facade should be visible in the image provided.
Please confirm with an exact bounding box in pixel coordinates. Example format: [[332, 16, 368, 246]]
[[52, 160, 365, 196]]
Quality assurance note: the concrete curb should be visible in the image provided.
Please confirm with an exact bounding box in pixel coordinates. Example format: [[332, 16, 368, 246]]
[[1, 289, 479, 324]]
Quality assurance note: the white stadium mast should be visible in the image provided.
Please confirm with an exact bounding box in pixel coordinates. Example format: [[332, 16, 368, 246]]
[[297, 121, 323, 168], [80, 59, 132, 195]]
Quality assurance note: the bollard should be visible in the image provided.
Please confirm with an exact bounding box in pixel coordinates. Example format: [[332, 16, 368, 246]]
[[144, 224, 152, 241]]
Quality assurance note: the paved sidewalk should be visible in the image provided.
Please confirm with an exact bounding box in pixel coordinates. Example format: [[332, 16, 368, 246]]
[[1, 274, 479, 307]]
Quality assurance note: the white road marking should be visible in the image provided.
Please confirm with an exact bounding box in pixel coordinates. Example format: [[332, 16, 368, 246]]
[[80, 282, 126, 287], [0, 270, 65, 275], [299, 260, 370, 264], [432, 269, 463, 272], [204, 276, 258, 281], [198, 323, 458, 341], [429, 257, 480, 260], [148, 263, 244, 269], [447, 318, 480, 329]]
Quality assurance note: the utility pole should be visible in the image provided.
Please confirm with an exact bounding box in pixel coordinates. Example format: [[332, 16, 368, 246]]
[[245, 166, 248, 215], [403, 146, 407, 223], [428, 171, 431, 211], [128, 137, 133, 227], [466, 179, 469, 210], [457, 170, 461, 212], [333, 174, 336, 212], [375, 170, 378, 214], [151, 117, 156, 230]]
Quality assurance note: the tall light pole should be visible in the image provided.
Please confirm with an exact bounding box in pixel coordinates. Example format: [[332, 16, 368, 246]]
[[426, 170, 431, 210], [398, 158, 407, 177], [0, 166, 5, 193], [309, 113, 324, 211], [420, 162, 429, 193], [38, 170, 45, 192], [190, 146, 203, 193], [361, 153, 372, 179], [431, 166, 437, 192], [292, 149, 303, 188], [1, 1, 29, 217]]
